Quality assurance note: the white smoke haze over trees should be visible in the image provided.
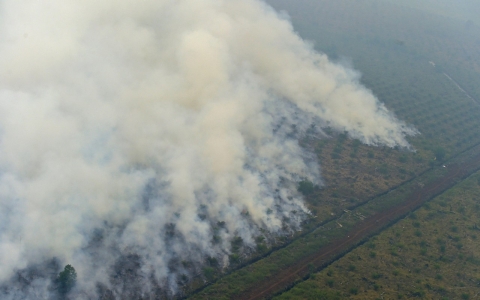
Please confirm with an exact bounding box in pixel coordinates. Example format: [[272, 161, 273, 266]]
[[0, 0, 417, 298]]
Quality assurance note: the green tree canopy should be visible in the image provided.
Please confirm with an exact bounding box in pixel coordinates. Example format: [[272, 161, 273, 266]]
[[298, 180, 315, 196], [57, 264, 77, 295]]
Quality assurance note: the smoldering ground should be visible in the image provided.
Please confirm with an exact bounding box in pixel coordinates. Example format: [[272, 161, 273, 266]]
[[0, 0, 416, 298]]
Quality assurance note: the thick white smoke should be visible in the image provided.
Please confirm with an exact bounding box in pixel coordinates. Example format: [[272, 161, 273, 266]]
[[0, 0, 416, 298]]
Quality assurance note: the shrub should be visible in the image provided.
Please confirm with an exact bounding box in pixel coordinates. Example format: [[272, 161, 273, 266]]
[[203, 267, 215, 281], [257, 243, 268, 253], [412, 289, 425, 297], [378, 164, 389, 174], [298, 180, 315, 196], [231, 236, 243, 252], [229, 254, 240, 264], [205, 257, 218, 269]]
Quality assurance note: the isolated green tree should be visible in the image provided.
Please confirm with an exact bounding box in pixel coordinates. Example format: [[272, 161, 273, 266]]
[[57, 264, 77, 295]]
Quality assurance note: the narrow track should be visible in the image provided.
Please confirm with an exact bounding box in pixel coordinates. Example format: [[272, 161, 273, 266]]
[[238, 150, 480, 300], [443, 72, 480, 107]]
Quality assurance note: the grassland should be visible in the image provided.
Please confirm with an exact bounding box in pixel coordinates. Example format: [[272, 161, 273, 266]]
[[275, 171, 480, 299]]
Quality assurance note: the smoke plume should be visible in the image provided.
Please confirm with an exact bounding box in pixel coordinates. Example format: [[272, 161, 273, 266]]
[[0, 0, 416, 298]]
